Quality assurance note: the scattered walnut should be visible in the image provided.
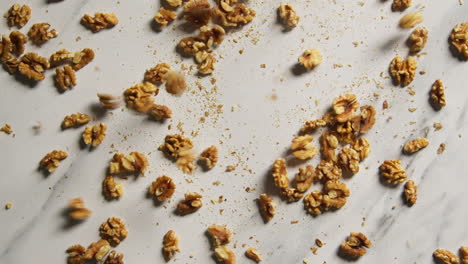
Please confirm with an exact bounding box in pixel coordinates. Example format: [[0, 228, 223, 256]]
[[207, 225, 232, 247], [49, 49, 74, 66], [450, 22, 468, 59], [144, 63, 171, 84], [389, 56, 417, 87], [301, 119, 327, 133], [198, 54, 216, 74], [177, 192, 203, 214], [403, 180, 417, 206], [278, 3, 299, 29], [124, 82, 159, 113], [104, 250, 124, 264], [316, 159, 342, 183], [149, 176, 176, 201], [82, 13, 118, 32], [316, 239, 324, 247], [1, 124, 12, 134], [178, 37, 207, 56], [55, 65, 77, 92], [199, 25, 225, 49], [84, 239, 111, 262], [245, 248, 262, 263], [290, 135, 318, 160], [9, 31, 27, 56], [257, 193, 276, 222], [103, 176, 124, 199], [322, 180, 350, 210], [295, 165, 315, 192], [359, 105, 376, 134], [199, 145, 218, 169], [399, 12, 423, 29], [333, 94, 359, 123], [403, 137, 429, 154], [99, 217, 128, 247], [338, 148, 360, 175], [184, 0, 212, 26], [280, 188, 304, 202], [68, 198, 92, 220], [379, 160, 407, 184], [303, 190, 325, 215], [148, 104, 172, 121], [109, 152, 149, 175], [0, 35, 13, 62], [340, 232, 372, 258], [154, 8, 177, 27], [214, 246, 236, 264], [18, 52, 50, 81], [166, 0, 182, 8], [351, 137, 370, 161], [430, 79, 446, 110], [407, 27, 428, 54], [97, 93, 122, 109], [62, 113, 91, 129], [213, 3, 256, 27], [72, 48, 95, 71], [391, 0, 411, 11], [272, 158, 289, 188], [298, 49, 322, 70], [437, 143, 446, 154], [82, 123, 107, 147], [39, 150, 68, 172], [3, 57, 20, 73], [163, 230, 180, 261], [164, 71, 187, 95], [319, 131, 338, 162], [159, 134, 194, 159], [433, 249, 460, 264], [460, 247, 468, 264], [28, 23, 58, 45], [4, 4, 31, 28], [66, 245, 86, 264]]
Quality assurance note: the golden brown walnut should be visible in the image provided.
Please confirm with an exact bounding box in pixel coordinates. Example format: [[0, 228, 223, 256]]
[[177, 192, 203, 214], [340, 232, 372, 258], [49, 49, 74, 66], [279, 188, 304, 202], [301, 119, 327, 133], [294, 165, 315, 192], [391, 0, 411, 11], [351, 137, 370, 161], [154, 8, 177, 27], [178, 37, 207, 56], [319, 131, 338, 162], [148, 104, 172, 121], [66, 244, 86, 264], [198, 24, 226, 48], [379, 160, 407, 184], [407, 26, 428, 54], [4, 4, 31, 28], [290, 135, 318, 160], [62, 113, 91, 129], [298, 49, 322, 70], [198, 53, 216, 75], [213, 3, 256, 27], [333, 94, 359, 123], [177, 149, 196, 174], [430, 79, 446, 110], [389, 56, 417, 87], [214, 246, 236, 264], [272, 158, 289, 188], [99, 217, 128, 247], [403, 137, 429, 154], [338, 148, 360, 175], [278, 3, 299, 29], [245, 248, 262, 263], [316, 159, 342, 183], [303, 190, 325, 215], [39, 150, 68, 172], [0, 35, 13, 62], [164, 71, 187, 95], [433, 249, 460, 264], [4, 57, 20, 73], [72, 48, 95, 71], [82, 13, 118, 32], [199, 145, 218, 169], [257, 193, 276, 222], [82, 123, 107, 147], [124, 82, 159, 113], [68, 198, 92, 220], [55, 65, 77, 92], [322, 180, 350, 210], [359, 105, 376, 134], [399, 12, 423, 29], [450, 22, 468, 59], [166, 0, 182, 8], [18, 52, 50, 81], [1, 124, 13, 134], [403, 180, 417, 206], [9, 31, 27, 56], [460, 247, 468, 264], [97, 93, 122, 110], [28, 23, 58, 45], [149, 176, 176, 201], [163, 230, 180, 261], [144, 63, 171, 84], [104, 251, 124, 264], [159, 134, 194, 159], [207, 224, 232, 247], [109, 152, 149, 175], [84, 239, 111, 262], [184, 0, 212, 26], [103, 176, 124, 199]]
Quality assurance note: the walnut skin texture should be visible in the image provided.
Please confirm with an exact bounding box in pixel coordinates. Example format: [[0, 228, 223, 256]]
[[380, 160, 407, 184], [82, 13, 119, 32]]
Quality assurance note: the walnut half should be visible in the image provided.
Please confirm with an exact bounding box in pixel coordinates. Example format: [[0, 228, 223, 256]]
[[298, 49, 322, 70], [407, 26, 428, 54], [278, 3, 299, 29], [55, 65, 77, 92], [103, 175, 124, 199], [81, 13, 119, 32], [28, 23, 58, 45], [39, 150, 68, 172], [450, 22, 468, 59], [18, 52, 50, 81], [82, 123, 107, 147], [245, 248, 262, 263], [430, 79, 446, 110], [62, 113, 91, 129], [163, 230, 180, 261], [109, 152, 149, 175], [214, 246, 236, 264], [199, 145, 218, 170], [257, 193, 276, 222], [403, 180, 417, 206], [403, 137, 429, 154], [149, 176, 176, 201], [5, 4, 31, 28], [207, 224, 232, 247], [433, 249, 460, 264], [389, 56, 417, 87], [290, 135, 318, 160], [272, 158, 289, 188], [340, 232, 372, 258], [66, 244, 86, 264], [177, 192, 203, 214], [379, 160, 407, 184], [99, 217, 128, 247]]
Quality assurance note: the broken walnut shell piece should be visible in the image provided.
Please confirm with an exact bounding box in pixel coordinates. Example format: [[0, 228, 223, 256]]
[[97, 93, 122, 110], [163, 230, 180, 261], [67, 198, 92, 220], [18, 52, 50, 81], [177, 192, 202, 214], [149, 176, 176, 201], [450, 22, 468, 59], [340, 232, 372, 258], [333, 94, 359, 123], [403, 137, 429, 154], [257, 193, 276, 222], [207, 224, 233, 248], [298, 49, 322, 70], [81, 13, 119, 33]]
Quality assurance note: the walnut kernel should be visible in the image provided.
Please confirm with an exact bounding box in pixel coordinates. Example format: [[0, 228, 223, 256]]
[[149, 176, 176, 201], [392, 0, 411, 11], [450, 22, 468, 59], [72, 48, 95, 71], [154, 8, 177, 27], [290, 135, 318, 160], [407, 26, 428, 54], [303, 190, 325, 215], [279, 188, 304, 202], [109, 152, 149, 175], [379, 160, 407, 184], [82, 123, 107, 147], [10, 31, 27, 56], [82, 13, 118, 32], [4, 4, 31, 28], [148, 104, 172, 121], [198, 53, 216, 75], [84, 239, 111, 262], [104, 251, 124, 264], [1, 124, 13, 135], [55, 65, 77, 92], [433, 249, 460, 264], [322, 180, 350, 210], [403, 180, 417, 205], [62, 113, 91, 129], [199, 145, 218, 169], [207, 224, 232, 247], [245, 248, 262, 263], [184, 0, 212, 26], [460, 247, 468, 264], [294, 165, 315, 192], [338, 148, 360, 175], [159, 134, 194, 159], [340, 232, 372, 257], [257, 193, 276, 222], [97, 93, 122, 109], [316, 159, 342, 183], [272, 158, 289, 188], [319, 131, 338, 162], [177, 192, 203, 214], [298, 49, 322, 70], [213, 3, 256, 27], [301, 119, 327, 133], [124, 82, 159, 113], [389, 56, 417, 87], [430, 79, 446, 110], [333, 94, 359, 123], [39, 150, 68, 172], [99, 217, 128, 246], [103, 176, 124, 199], [403, 137, 429, 154], [49, 49, 74, 66], [214, 246, 236, 264], [18, 52, 50, 81], [359, 105, 376, 134], [163, 230, 180, 261], [28, 23, 58, 45], [278, 3, 299, 29], [144, 63, 171, 84], [351, 137, 370, 161], [66, 244, 86, 264]]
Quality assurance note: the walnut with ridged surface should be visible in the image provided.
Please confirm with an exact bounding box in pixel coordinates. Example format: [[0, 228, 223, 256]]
[[278, 3, 299, 29], [84, 239, 111, 262], [10, 31, 27, 56], [359, 105, 376, 134], [199, 145, 218, 169], [320, 131, 338, 162], [144, 63, 171, 84], [18, 52, 50, 81], [103, 176, 124, 199], [379, 160, 407, 184], [303, 190, 325, 215], [184, 0, 212, 26], [257, 193, 276, 222], [391, 0, 411, 11], [4, 4, 31, 28], [178, 37, 207, 56], [403, 180, 417, 205], [340, 232, 372, 257], [407, 26, 428, 54], [290, 135, 318, 160], [28, 23, 58, 45], [72, 48, 95, 71], [99, 217, 128, 247], [433, 249, 460, 264], [49, 49, 74, 66], [338, 148, 360, 175], [82, 13, 118, 32], [280, 188, 304, 202], [430, 79, 446, 110], [198, 54, 216, 75], [154, 8, 176, 27], [149, 176, 175, 201], [62, 113, 91, 129], [301, 119, 327, 133], [39, 150, 68, 172], [66, 245, 86, 264], [124, 82, 159, 113], [460, 247, 468, 264], [323, 180, 350, 210], [450, 22, 468, 59], [199, 25, 225, 49], [177, 192, 202, 214], [272, 158, 289, 188], [403, 137, 429, 154], [163, 230, 180, 261], [294, 165, 315, 192], [1, 124, 12, 134], [3, 57, 20, 73], [351, 137, 370, 161], [213, 3, 256, 27], [104, 251, 124, 264], [148, 104, 172, 121], [207, 224, 232, 247], [0, 35, 13, 62], [333, 94, 359, 123], [159, 134, 194, 159], [55, 65, 77, 92], [109, 152, 149, 175], [214, 246, 236, 264], [299, 49, 322, 70], [82, 123, 107, 147], [166, 0, 182, 7], [389, 56, 417, 87], [316, 159, 342, 183]]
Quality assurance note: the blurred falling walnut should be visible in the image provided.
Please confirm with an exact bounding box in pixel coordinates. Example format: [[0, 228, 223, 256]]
[[104, 250, 124, 264], [67, 198, 92, 220], [148, 104, 172, 121], [177, 192, 202, 214], [290, 135, 318, 160], [82, 123, 107, 147], [214, 246, 236, 264], [399, 12, 423, 29], [66, 244, 86, 264], [340, 232, 372, 258], [184, 0, 212, 26], [149, 176, 176, 201], [245, 248, 262, 263], [39, 150, 68, 173], [164, 71, 187, 95], [391, 0, 411, 12], [97, 93, 122, 110], [299, 49, 322, 70], [207, 224, 232, 247], [84, 239, 111, 262], [4, 4, 31, 28], [81, 13, 119, 32]]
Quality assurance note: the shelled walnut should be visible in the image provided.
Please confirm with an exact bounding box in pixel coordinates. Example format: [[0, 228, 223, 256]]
[[159, 134, 194, 159], [109, 152, 149, 175], [28, 23, 58, 45], [272, 158, 289, 188], [403, 180, 417, 205], [460, 247, 468, 264], [49, 49, 74, 66], [340, 232, 372, 258], [124, 82, 159, 113], [178, 37, 207, 56], [290, 135, 318, 160], [82, 123, 107, 147], [379, 160, 407, 184], [164, 71, 187, 95], [62, 113, 91, 129], [39, 150, 68, 172], [316, 159, 342, 183], [166, 0, 182, 8], [199, 145, 218, 169], [257, 193, 276, 222], [154, 8, 176, 27], [389, 56, 417, 87], [1, 124, 13, 134], [351, 137, 370, 161], [72, 48, 95, 71], [144, 63, 170, 84], [450, 22, 468, 59], [214, 246, 236, 264], [103, 176, 124, 199], [0, 35, 13, 62], [199, 25, 225, 49], [298, 49, 322, 70], [279, 187, 304, 202], [320, 131, 338, 162], [303, 190, 325, 215], [84, 239, 111, 262], [403, 137, 429, 154], [18, 52, 50, 81], [213, 3, 256, 28], [177, 192, 202, 214], [391, 0, 411, 11], [184, 0, 212, 26], [430, 79, 446, 110], [99, 217, 128, 246], [294, 165, 315, 192], [245, 248, 262, 263], [301, 119, 327, 133], [68, 198, 92, 220], [97, 93, 122, 109], [149, 176, 176, 201], [163, 230, 180, 261], [66, 244, 86, 264], [399, 12, 423, 29], [322, 180, 350, 210], [4, 4, 31, 28], [3, 57, 20, 73], [55, 65, 77, 92], [433, 249, 460, 264], [148, 104, 172, 121], [9, 31, 27, 56], [82, 13, 119, 32], [338, 148, 360, 175], [278, 3, 299, 29], [104, 251, 124, 264], [198, 54, 216, 75], [359, 105, 376, 134], [207, 224, 232, 247], [407, 27, 428, 54], [333, 94, 359, 123]]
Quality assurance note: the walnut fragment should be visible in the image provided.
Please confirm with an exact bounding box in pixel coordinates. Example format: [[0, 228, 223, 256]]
[[294, 165, 315, 192], [290, 135, 318, 160], [4, 4, 31, 28], [319, 131, 339, 162], [109, 152, 149, 175], [433, 249, 460, 264], [84, 239, 111, 262], [460, 247, 468, 264], [163, 230, 180, 261], [322, 180, 350, 210], [62, 113, 91, 129], [199, 145, 218, 169], [154, 8, 177, 27], [103, 176, 124, 199], [177, 192, 202, 214], [159, 134, 194, 159], [340, 232, 372, 258], [278, 3, 299, 29], [213, 3, 256, 28], [351, 137, 370, 161], [148, 104, 172, 121], [104, 251, 124, 264], [301, 119, 327, 133], [407, 26, 428, 54], [450, 22, 468, 59], [338, 147, 360, 175], [333, 94, 359, 123], [82, 13, 119, 32], [82, 123, 107, 147], [99, 217, 128, 247], [272, 158, 289, 188], [149, 176, 176, 201], [183, 0, 212, 26], [207, 224, 232, 247], [299, 49, 322, 70], [1, 124, 12, 135], [39, 150, 68, 172], [403, 180, 417, 206], [55, 65, 77, 92], [245, 248, 262, 263], [72, 48, 95, 71], [403, 137, 429, 154], [389, 56, 417, 87], [379, 160, 407, 184], [303, 190, 325, 215], [68, 198, 92, 220], [257, 193, 276, 222], [49, 49, 74, 66], [28, 23, 58, 45], [214, 246, 236, 264], [144, 63, 171, 84], [430, 79, 447, 110], [9, 31, 27, 56], [18, 52, 50, 81]]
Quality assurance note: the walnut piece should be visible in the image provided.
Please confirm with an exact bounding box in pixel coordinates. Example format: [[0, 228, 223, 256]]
[[351, 137, 370, 161], [316, 159, 342, 183], [389, 56, 417, 87], [257, 193, 276, 222], [68, 198, 92, 220], [55, 65, 77, 92], [403, 180, 417, 206], [450, 22, 468, 59], [18, 52, 50, 81], [82, 13, 118, 32], [403, 137, 429, 154], [272, 158, 289, 188], [177, 151, 196, 174], [298, 49, 322, 70], [245, 248, 262, 263], [4, 4, 31, 28], [10, 31, 27, 56], [72, 48, 95, 71], [294, 165, 315, 192], [62, 113, 91, 129], [149, 176, 176, 201], [301, 119, 327, 133], [278, 3, 299, 29], [379, 160, 407, 184], [199, 145, 218, 169], [177, 192, 203, 214], [213, 3, 256, 27], [290, 135, 318, 160], [148, 104, 172, 121], [359, 105, 376, 134], [333, 94, 359, 123], [399, 12, 423, 29], [338, 148, 360, 175], [28, 23, 58, 45], [39, 150, 68, 172], [124, 82, 159, 113], [84, 239, 111, 262], [97, 93, 122, 109], [82, 123, 107, 147], [407, 26, 428, 54], [66, 244, 86, 264], [0, 35, 13, 62], [103, 176, 124, 199], [460, 247, 468, 264], [3, 57, 20, 73], [319, 131, 338, 162], [391, 0, 411, 11], [433, 249, 460, 264], [99, 217, 128, 247], [154, 8, 177, 27], [104, 250, 124, 264], [198, 53, 216, 75], [430, 79, 446, 110], [164, 71, 187, 95], [279, 188, 304, 202], [163, 230, 180, 261], [303, 190, 325, 215], [184, 0, 212, 26], [214, 246, 236, 264], [49, 49, 74, 66], [340, 232, 372, 258], [159, 134, 194, 159], [207, 224, 232, 247], [178, 37, 207, 56], [1, 124, 13, 135], [322, 180, 350, 210], [166, 0, 182, 8], [144, 63, 171, 84], [109, 152, 149, 175]]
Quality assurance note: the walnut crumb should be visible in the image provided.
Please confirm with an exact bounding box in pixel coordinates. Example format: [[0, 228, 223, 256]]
[[55, 65, 77, 92], [207, 224, 232, 247], [109, 152, 149, 175], [403, 180, 417, 206], [389, 56, 417, 87], [199, 145, 218, 169], [407, 26, 428, 54], [144, 63, 171, 84], [399, 12, 423, 29], [290, 135, 318, 160], [103, 176, 124, 199], [177, 192, 202, 214], [379, 160, 407, 184], [1, 124, 13, 134], [391, 0, 411, 11], [82, 123, 107, 147], [81, 13, 118, 32], [28, 23, 58, 45], [430, 79, 446, 110], [97, 93, 122, 109], [299, 49, 322, 70], [164, 71, 187, 95], [433, 122, 443, 131], [99, 217, 128, 246], [148, 104, 172, 121], [340, 232, 372, 257], [68, 198, 92, 220], [163, 230, 180, 261], [257, 193, 276, 222], [5, 203, 12, 210], [39, 150, 68, 172], [104, 250, 124, 264], [403, 137, 429, 154], [278, 3, 300, 29], [149, 176, 176, 201], [154, 8, 177, 27], [433, 249, 460, 264], [4, 4, 31, 28], [124, 82, 159, 113], [245, 248, 262, 262], [62, 113, 91, 129], [450, 22, 468, 59], [214, 246, 236, 264], [84, 239, 111, 262], [315, 239, 324, 247], [18, 52, 50, 81]]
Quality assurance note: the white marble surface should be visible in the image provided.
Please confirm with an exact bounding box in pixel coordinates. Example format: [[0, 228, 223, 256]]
[[0, 0, 467, 263]]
